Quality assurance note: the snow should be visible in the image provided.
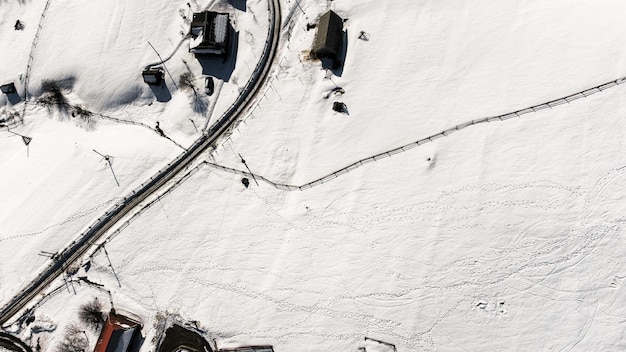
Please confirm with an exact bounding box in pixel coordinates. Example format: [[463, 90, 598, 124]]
[[3, 0, 626, 351], [214, 14, 228, 44]]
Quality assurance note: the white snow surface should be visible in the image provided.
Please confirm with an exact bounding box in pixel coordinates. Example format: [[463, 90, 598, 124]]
[[2, 0, 626, 351]]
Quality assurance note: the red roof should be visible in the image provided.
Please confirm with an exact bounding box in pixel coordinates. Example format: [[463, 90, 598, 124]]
[[94, 312, 140, 352]]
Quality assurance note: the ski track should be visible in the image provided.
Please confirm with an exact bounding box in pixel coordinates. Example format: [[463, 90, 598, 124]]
[[71, 164, 626, 350], [0, 197, 121, 242]]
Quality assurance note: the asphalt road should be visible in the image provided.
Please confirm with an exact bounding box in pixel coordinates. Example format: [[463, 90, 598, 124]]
[[0, 0, 281, 327]]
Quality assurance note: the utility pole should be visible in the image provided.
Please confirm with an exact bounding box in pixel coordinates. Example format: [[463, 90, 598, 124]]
[[8, 129, 32, 157], [93, 149, 120, 187], [102, 244, 121, 287], [189, 118, 199, 133], [147, 41, 178, 89], [295, 0, 305, 14], [238, 154, 259, 186]]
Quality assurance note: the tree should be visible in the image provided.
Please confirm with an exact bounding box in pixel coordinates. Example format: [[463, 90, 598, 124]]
[[78, 298, 104, 332], [178, 72, 196, 94], [56, 324, 88, 352], [38, 80, 68, 109]]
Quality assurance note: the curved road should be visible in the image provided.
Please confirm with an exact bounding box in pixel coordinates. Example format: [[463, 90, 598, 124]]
[[0, 0, 281, 327], [0, 332, 33, 352]]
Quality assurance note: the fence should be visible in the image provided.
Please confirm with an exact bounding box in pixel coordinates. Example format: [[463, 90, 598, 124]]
[[9, 278, 114, 328], [20, 0, 53, 123], [68, 0, 282, 262], [0, 0, 280, 324], [205, 75, 626, 191]]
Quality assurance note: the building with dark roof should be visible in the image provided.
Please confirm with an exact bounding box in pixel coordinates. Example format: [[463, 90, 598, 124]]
[[94, 311, 141, 352], [311, 10, 344, 65], [0, 82, 16, 94], [189, 11, 230, 57], [220, 347, 274, 352], [142, 68, 164, 86]]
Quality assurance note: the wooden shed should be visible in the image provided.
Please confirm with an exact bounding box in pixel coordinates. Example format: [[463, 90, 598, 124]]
[[311, 10, 344, 64]]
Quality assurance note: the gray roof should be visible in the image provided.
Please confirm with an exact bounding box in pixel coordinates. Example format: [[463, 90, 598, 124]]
[[190, 11, 230, 51]]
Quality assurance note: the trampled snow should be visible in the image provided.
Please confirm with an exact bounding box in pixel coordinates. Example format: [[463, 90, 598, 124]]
[[2, 0, 626, 351]]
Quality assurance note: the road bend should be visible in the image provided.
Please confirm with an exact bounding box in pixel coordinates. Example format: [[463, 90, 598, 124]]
[[0, 0, 282, 327]]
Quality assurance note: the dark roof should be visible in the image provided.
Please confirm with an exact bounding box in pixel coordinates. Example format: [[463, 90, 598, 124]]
[[156, 324, 214, 352], [105, 328, 139, 352], [312, 10, 344, 60], [94, 312, 141, 352], [142, 68, 163, 85], [0, 82, 16, 94], [219, 347, 274, 352], [190, 11, 230, 55]]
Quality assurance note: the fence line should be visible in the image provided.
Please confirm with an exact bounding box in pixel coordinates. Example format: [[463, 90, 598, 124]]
[[205, 75, 626, 191], [20, 0, 53, 123], [91, 112, 187, 150], [13, 278, 113, 327]]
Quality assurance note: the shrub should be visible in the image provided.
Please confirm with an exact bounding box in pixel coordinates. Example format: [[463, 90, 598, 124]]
[[70, 105, 95, 129], [178, 72, 196, 93]]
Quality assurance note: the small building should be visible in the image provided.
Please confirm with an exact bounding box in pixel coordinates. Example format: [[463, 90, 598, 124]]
[[0, 82, 17, 94], [311, 10, 344, 65], [189, 11, 230, 57], [219, 347, 274, 352], [94, 311, 142, 352], [142, 68, 164, 86], [156, 324, 214, 352]]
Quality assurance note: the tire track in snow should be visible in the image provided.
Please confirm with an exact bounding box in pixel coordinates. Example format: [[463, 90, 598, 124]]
[[98, 164, 623, 350]]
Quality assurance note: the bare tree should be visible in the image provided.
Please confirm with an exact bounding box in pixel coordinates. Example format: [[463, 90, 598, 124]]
[[78, 298, 104, 332], [38, 80, 68, 110], [178, 73, 208, 114], [178, 72, 196, 94], [56, 323, 88, 352]]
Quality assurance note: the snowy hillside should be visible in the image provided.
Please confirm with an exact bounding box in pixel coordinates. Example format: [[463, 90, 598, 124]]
[[2, 0, 626, 351]]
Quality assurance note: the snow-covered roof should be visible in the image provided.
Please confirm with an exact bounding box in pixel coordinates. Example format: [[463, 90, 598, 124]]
[[213, 14, 228, 44], [189, 11, 230, 55]]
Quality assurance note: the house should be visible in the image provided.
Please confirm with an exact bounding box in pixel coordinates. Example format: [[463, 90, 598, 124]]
[[142, 68, 164, 86], [94, 311, 141, 352], [311, 10, 344, 65], [219, 347, 274, 352], [156, 324, 214, 352], [0, 82, 17, 94], [189, 11, 230, 57]]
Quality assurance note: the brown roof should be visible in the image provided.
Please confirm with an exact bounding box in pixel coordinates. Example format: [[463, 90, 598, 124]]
[[312, 10, 344, 59]]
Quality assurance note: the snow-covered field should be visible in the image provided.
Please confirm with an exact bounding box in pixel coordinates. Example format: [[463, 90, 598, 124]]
[[2, 0, 626, 351]]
